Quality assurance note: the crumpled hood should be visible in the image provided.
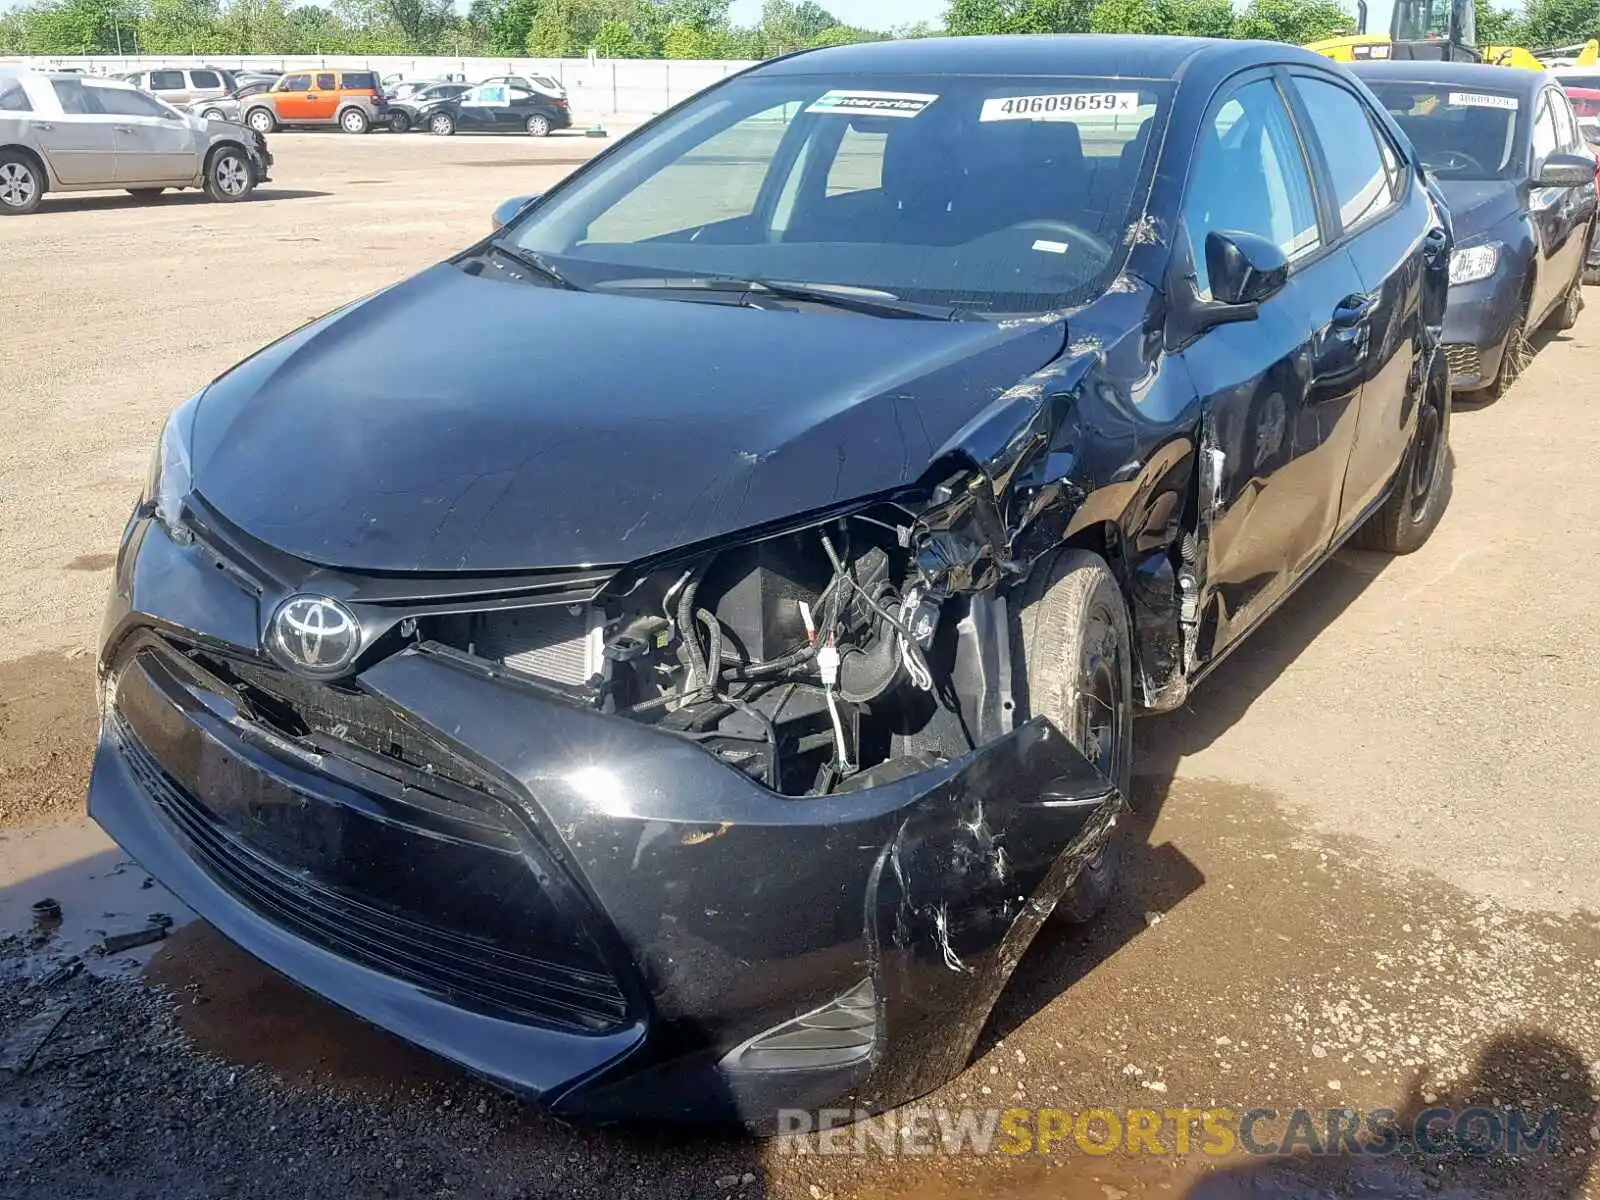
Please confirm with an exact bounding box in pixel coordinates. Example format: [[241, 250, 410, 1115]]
[[190, 263, 1066, 572], [1435, 179, 1523, 244]]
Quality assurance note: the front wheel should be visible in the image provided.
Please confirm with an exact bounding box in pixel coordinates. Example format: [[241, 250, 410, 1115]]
[[429, 112, 456, 136], [388, 111, 411, 134], [525, 114, 551, 137], [1357, 357, 1451, 554], [340, 107, 370, 135], [1546, 270, 1584, 332], [204, 148, 256, 203], [1015, 549, 1133, 924]]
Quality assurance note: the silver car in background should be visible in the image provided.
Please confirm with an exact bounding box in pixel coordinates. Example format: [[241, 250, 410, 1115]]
[[0, 69, 271, 215], [119, 66, 239, 109]]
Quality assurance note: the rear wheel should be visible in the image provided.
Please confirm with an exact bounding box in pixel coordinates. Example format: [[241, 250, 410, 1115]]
[[1357, 358, 1451, 555], [340, 107, 370, 135], [0, 151, 43, 215], [1015, 549, 1133, 924], [245, 107, 276, 134], [203, 147, 255, 203], [525, 113, 551, 137], [429, 112, 456, 136], [388, 111, 411, 134]]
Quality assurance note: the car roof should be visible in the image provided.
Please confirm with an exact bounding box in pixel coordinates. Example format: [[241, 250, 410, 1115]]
[[755, 33, 1334, 82], [1351, 60, 1552, 97]]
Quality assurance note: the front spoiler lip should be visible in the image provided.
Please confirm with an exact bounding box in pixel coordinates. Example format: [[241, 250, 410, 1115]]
[[88, 725, 649, 1103]]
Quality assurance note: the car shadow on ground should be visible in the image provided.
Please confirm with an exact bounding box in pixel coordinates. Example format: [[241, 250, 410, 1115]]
[[35, 189, 330, 215], [1184, 1029, 1597, 1199], [977, 541, 1395, 1055]]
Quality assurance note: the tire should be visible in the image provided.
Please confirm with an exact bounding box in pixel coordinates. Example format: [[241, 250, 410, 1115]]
[[0, 149, 44, 215], [339, 107, 370, 135], [1463, 291, 1530, 405], [1014, 549, 1134, 924], [1545, 269, 1584, 332], [245, 107, 276, 134], [1356, 356, 1451, 555], [201, 108, 226, 122], [388, 111, 411, 134], [525, 113, 551, 137], [203, 146, 256, 203], [429, 112, 456, 136], [125, 188, 165, 198]]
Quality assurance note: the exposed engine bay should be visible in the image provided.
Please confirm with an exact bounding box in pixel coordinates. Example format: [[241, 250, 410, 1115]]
[[429, 510, 969, 798]]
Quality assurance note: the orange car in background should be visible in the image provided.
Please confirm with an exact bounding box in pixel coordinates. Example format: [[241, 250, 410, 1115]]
[[240, 68, 388, 136]]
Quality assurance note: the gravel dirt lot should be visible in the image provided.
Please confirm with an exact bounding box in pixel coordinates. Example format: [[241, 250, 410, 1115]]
[[2, 131, 1598, 1200]]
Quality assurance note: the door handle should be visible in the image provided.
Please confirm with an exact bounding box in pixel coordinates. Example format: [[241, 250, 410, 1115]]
[[1332, 293, 1377, 328], [114, 125, 134, 134], [34, 121, 53, 131]]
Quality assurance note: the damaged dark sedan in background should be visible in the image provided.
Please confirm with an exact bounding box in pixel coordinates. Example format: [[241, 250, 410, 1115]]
[[90, 35, 1452, 1127]]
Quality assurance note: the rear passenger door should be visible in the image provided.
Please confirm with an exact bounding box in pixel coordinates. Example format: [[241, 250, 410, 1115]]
[[1177, 70, 1370, 663], [33, 78, 118, 185], [307, 72, 339, 123], [1287, 69, 1438, 532]]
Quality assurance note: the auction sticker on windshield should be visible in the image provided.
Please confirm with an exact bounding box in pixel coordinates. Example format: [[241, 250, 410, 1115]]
[[806, 90, 938, 117], [1448, 91, 1518, 110], [981, 92, 1140, 122]]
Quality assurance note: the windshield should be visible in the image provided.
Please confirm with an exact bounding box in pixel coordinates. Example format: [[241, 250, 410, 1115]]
[[1393, 0, 1471, 43], [1366, 82, 1520, 180], [500, 73, 1168, 315]]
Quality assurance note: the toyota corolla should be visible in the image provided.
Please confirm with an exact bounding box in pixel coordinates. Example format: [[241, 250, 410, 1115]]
[[91, 35, 1452, 1127]]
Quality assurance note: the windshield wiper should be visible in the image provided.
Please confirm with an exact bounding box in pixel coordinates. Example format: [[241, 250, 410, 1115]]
[[593, 276, 979, 321], [484, 238, 585, 291]]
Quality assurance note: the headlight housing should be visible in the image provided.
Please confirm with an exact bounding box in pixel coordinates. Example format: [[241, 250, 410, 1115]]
[[144, 394, 199, 544], [1449, 242, 1500, 286]]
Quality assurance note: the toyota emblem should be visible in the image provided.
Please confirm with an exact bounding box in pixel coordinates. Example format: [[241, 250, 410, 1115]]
[[269, 595, 362, 676]]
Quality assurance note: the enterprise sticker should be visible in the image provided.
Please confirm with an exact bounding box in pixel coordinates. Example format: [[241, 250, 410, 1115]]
[[807, 89, 937, 117], [1448, 91, 1518, 110], [981, 92, 1141, 122]]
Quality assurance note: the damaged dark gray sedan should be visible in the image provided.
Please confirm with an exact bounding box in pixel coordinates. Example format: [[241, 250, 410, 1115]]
[[90, 35, 1453, 1127]]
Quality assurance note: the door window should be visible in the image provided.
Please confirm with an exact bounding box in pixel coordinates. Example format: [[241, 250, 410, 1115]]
[[278, 75, 311, 93], [189, 70, 220, 90], [1291, 76, 1396, 232], [88, 86, 171, 118], [149, 70, 184, 92], [340, 72, 379, 91], [0, 81, 30, 111], [1549, 89, 1582, 150], [1533, 95, 1559, 163], [1184, 78, 1321, 298], [316, 73, 337, 91], [50, 78, 95, 114]]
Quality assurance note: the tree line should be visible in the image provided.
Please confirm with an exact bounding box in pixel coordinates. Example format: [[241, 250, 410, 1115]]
[[2, 0, 1597, 63]]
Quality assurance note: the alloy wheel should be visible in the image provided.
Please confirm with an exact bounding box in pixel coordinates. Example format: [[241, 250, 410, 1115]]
[[214, 154, 250, 197], [526, 115, 550, 137], [0, 160, 36, 209]]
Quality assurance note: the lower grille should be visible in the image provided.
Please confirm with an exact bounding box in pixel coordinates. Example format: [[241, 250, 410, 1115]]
[[1444, 342, 1481, 378], [113, 712, 630, 1033]]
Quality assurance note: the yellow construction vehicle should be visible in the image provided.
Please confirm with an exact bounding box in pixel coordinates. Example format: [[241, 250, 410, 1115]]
[[1304, 0, 1589, 71]]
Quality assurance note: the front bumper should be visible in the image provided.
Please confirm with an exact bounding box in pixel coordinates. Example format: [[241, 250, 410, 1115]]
[[90, 513, 1120, 1127], [1441, 259, 1523, 392]]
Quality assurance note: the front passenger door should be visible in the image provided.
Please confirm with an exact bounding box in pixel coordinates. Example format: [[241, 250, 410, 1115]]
[[1176, 73, 1367, 663], [92, 85, 196, 183]]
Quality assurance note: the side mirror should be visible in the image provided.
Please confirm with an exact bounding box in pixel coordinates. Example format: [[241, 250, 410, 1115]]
[[1206, 229, 1289, 307], [1536, 152, 1596, 187], [491, 193, 541, 232]]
